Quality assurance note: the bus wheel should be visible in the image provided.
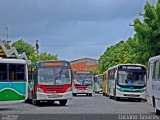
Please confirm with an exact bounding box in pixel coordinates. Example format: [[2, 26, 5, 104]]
[[59, 100, 67, 106], [137, 98, 141, 102], [103, 92, 105, 96], [114, 97, 120, 101], [89, 93, 92, 96], [109, 95, 112, 99], [155, 108, 160, 115], [32, 99, 39, 106]]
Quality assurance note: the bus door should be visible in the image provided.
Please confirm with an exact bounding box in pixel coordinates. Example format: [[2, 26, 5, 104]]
[[147, 61, 154, 104]]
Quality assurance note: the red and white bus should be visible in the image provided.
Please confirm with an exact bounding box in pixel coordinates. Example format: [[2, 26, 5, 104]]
[[27, 60, 73, 106], [73, 71, 94, 96]]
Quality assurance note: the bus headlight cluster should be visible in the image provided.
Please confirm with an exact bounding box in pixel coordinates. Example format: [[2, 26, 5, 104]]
[[86, 86, 92, 90], [66, 87, 72, 92], [37, 87, 44, 93], [140, 88, 146, 93]]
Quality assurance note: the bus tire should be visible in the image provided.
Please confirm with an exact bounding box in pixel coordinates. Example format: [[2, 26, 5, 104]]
[[89, 93, 92, 96], [59, 100, 67, 106], [72, 93, 76, 96], [32, 99, 39, 106], [103, 92, 105, 96], [137, 98, 141, 102], [115, 97, 120, 101], [109, 94, 112, 99], [106, 94, 109, 97], [155, 109, 160, 115]]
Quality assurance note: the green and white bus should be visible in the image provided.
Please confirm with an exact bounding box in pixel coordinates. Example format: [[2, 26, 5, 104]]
[[107, 64, 146, 101], [27, 60, 73, 106], [0, 58, 28, 104]]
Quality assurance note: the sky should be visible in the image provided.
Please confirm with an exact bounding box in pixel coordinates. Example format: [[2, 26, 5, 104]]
[[0, 0, 157, 61]]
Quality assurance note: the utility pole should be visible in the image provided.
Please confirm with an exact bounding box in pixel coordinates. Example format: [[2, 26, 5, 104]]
[[139, 12, 144, 16], [36, 40, 39, 55], [4, 24, 8, 41], [2, 25, 11, 49], [129, 23, 134, 26]]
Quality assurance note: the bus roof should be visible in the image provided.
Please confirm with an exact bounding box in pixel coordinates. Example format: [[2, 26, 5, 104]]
[[107, 64, 146, 71], [37, 60, 69, 63], [95, 74, 103, 77], [149, 55, 160, 62], [0, 58, 27, 64]]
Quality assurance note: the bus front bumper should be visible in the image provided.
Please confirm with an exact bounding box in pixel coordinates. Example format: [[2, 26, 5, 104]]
[[73, 89, 93, 94], [116, 89, 146, 99], [36, 92, 72, 101]]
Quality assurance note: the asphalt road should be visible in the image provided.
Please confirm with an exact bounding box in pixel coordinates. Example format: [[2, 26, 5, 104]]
[[0, 94, 157, 120]]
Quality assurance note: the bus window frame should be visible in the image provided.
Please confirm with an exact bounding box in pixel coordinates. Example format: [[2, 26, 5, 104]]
[[37, 65, 72, 85], [153, 60, 160, 81]]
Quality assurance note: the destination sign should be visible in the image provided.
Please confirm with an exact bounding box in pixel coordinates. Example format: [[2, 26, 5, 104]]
[[119, 65, 145, 70], [40, 61, 68, 67], [75, 71, 92, 74]]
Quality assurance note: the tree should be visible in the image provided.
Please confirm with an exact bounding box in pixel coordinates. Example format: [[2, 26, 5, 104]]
[[12, 39, 58, 63], [98, 0, 160, 73], [12, 39, 35, 57], [133, 0, 160, 65], [29, 52, 58, 63]]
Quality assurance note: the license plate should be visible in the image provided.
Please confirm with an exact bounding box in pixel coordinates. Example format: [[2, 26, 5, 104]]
[[128, 94, 136, 96], [81, 91, 85, 93], [52, 93, 59, 97]]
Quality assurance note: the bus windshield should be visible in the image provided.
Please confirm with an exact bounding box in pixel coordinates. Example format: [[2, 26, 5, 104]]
[[117, 71, 146, 86], [38, 67, 70, 85], [74, 74, 93, 86]]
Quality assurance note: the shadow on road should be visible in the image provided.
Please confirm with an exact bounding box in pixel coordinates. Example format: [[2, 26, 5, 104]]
[[0, 108, 13, 111], [107, 97, 147, 103], [73, 94, 93, 97], [25, 100, 68, 107]]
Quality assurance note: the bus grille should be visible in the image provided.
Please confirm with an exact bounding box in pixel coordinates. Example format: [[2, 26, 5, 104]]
[[45, 86, 64, 93]]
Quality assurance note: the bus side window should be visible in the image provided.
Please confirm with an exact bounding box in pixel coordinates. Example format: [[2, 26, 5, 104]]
[[0, 64, 7, 81], [28, 67, 36, 81], [153, 60, 160, 81]]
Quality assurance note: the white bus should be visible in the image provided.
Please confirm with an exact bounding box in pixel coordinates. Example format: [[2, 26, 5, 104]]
[[27, 60, 73, 106], [94, 74, 103, 93], [73, 71, 94, 96], [107, 64, 146, 101], [148, 55, 160, 114]]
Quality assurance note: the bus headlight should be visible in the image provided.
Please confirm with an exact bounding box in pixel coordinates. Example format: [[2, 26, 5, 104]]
[[86, 86, 92, 90], [140, 88, 146, 93], [66, 87, 72, 92], [117, 87, 124, 92], [37, 88, 44, 93]]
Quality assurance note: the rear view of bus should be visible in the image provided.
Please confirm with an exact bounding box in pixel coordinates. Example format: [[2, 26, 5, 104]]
[[0, 58, 28, 104], [27, 60, 72, 106], [73, 71, 94, 96]]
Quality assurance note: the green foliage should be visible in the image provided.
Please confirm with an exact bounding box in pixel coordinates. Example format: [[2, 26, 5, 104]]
[[29, 52, 58, 63], [98, 0, 160, 73], [12, 39, 35, 56], [12, 39, 58, 63]]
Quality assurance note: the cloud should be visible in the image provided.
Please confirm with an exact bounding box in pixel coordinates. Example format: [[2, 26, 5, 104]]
[[0, 0, 157, 60]]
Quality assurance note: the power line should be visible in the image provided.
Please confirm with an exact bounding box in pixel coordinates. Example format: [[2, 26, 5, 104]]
[[40, 43, 112, 47]]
